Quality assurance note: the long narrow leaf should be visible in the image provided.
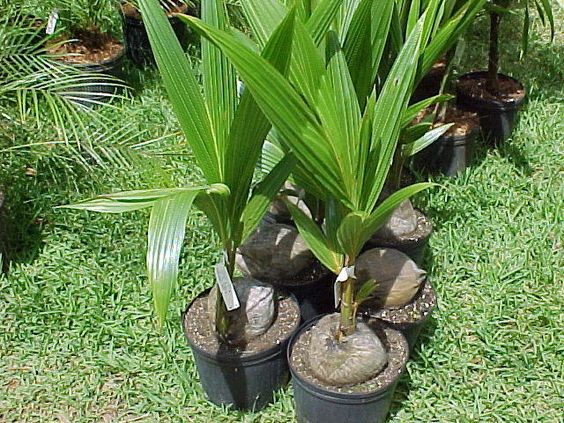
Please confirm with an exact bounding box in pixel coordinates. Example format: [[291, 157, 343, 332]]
[[138, 0, 220, 182], [362, 17, 424, 209], [287, 202, 343, 273], [240, 153, 296, 242], [202, 0, 237, 162], [402, 123, 453, 157], [148, 191, 199, 325]]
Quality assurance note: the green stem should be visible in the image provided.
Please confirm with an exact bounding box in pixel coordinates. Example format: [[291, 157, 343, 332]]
[[434, 46, 457, 122], [214, 244, 236, 341], [486, 12, 501, 95], [338, 256, 356, 338], [390, 146, 404, 191]]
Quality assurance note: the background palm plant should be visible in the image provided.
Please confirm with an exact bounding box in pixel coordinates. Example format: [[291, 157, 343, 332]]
[[63, 0, 298, 340], [484, 0, 554, 94], [0, 5, 135, 168], [182, 2, 448, 337]]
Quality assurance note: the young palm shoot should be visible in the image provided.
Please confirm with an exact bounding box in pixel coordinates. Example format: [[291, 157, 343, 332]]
[[183, 6, 436, 384], [62, 0, 296, 344]]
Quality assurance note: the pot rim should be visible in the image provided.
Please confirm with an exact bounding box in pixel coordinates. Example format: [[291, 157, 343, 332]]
[[288, 315, 409, 401], [456, 71, 526, 111], [183, 288, 301, 365], [362, 277, 436, 326]]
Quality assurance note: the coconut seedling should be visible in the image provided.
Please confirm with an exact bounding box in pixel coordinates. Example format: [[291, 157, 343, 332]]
[[482, 0, 554, 95], [367, 0, 487, 255], [456, 0, 554, 142], [63, 0, 298, 347]]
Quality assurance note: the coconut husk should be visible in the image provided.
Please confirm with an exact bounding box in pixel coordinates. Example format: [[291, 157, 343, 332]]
[[236, 222, 314, 281], [356, 248, 426, 307], [208, 277, 275, 346], [307, 314, 388, 385]]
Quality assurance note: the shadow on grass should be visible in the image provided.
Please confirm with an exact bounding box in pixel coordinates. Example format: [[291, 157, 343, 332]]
[[0, 185, 47, 272], [0, 153, 99, 272], [388, 315, 439, 419]]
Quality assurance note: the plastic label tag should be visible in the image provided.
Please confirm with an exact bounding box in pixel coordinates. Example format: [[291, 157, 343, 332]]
[[334, 266, 356, 308], [215, 252, 240, 311], [46, 10, 59, 35]]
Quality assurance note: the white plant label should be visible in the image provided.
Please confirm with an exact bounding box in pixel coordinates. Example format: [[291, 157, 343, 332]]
[[46, 10, 59, 35], [215, 262, 240, 311], [334, 266, 356, 308]]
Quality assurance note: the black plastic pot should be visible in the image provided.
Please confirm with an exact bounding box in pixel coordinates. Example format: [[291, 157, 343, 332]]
[[70, 49, 126, 107], [411, 62, 446, 104], [121, 8, 188, 67], [288, 317, 409, 423], [413, 124, 480, 177], [271, 270, 335, 323], [365, 209, 432, 266], [456, 71, 526, 144], [182, 292, 300, 410]]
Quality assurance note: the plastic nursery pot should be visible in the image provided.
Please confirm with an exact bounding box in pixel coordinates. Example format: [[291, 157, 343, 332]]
[[364, 278, 437, 354], [413, 123, 480, 177], [456, 71, 526, 144], [410, 59, 446, 104], [182, 289, 301, 411], [288, 316, 409, 423], [270, 263, 335, 323], [71, 50, 126, 107], [120, 4, 189, 67], [365, 209, 433, 266]]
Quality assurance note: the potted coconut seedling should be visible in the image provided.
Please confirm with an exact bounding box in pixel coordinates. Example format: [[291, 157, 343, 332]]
[[62, 0, 304, 411], [233, 0, 482, 326], [367, 0, 486, 262], [41, 0, 127, 105], [412, 48, 482, 177], [456, 0, 554, 143], [183, 2, 442, 420], [119, 0, 196, 67]]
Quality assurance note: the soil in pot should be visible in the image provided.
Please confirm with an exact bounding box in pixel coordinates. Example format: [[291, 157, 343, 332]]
[[121, 2, 190, 67], [183, 289, 301, 410], [289, 314, 409, 423], [47, 29, 125, 106], [414, 106, 480, 177], [366, 202, 433, 266], [456, 71, 526, 144], [361, 278, 437, 353]]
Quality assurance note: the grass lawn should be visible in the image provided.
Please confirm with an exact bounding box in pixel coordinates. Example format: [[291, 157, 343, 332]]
[[1, 9, 562, 423]]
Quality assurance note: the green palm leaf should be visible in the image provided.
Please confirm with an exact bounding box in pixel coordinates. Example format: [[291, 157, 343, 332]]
[[148, 191, 199, 325]]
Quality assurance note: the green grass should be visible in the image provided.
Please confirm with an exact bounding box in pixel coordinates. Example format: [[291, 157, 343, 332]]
[[1, 8, 563, 423]]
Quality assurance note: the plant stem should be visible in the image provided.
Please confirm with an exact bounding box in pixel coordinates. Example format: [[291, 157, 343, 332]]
[[215, 245, 236, 340], [486, 12, 501, 95], [338, 256, 356, 338], [434, 46, 457, 123], [390, 146, 404, 191]]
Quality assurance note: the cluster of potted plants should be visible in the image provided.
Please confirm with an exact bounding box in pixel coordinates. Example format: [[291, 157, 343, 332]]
[[61, 0, 554, 421], [18, 0, 199, 106], [413, 0, 555, 176]]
